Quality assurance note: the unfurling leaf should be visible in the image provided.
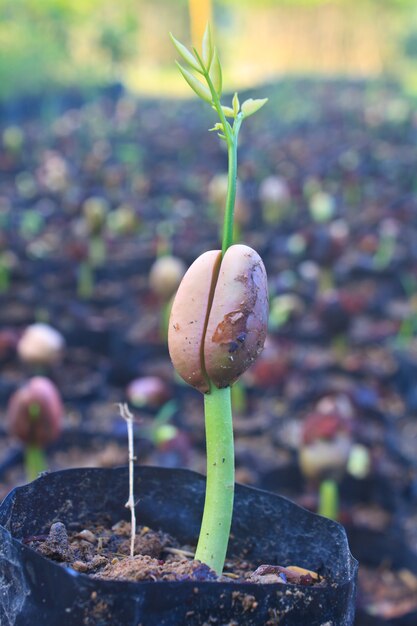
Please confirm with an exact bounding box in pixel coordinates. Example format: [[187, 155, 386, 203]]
[[241, 98, 268, 118], [202, 23, 214, 69], [176, 62, 212, 103], [221, 106, 235, 118], [170, 33, 201, 73], [209, 49, 222, 97], [232, 92, 240, 116], [209, 123, 224, 132]]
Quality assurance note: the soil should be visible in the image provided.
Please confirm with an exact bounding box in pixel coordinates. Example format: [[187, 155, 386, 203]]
[[27, 518, 325, 587], [3, 80, 417, 620], [0, 440, 129, 501], [358, 565, 417, 619]]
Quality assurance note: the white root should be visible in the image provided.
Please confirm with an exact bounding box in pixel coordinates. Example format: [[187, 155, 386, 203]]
[[117, 403, 137, 558]]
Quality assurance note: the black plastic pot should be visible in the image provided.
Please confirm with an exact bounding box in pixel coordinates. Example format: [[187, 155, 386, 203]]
[[0, 466, 357, 625]]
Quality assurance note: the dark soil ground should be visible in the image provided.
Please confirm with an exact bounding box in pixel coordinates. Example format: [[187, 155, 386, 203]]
[[2, 79, 417, 622]]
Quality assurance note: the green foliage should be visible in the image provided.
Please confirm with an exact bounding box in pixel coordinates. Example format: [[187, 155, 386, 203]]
[[0, 0, 139, 99], [171, 25, 267, 146]]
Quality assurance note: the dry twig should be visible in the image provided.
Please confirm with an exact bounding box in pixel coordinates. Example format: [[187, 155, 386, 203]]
[[117, 403, 137, 558]]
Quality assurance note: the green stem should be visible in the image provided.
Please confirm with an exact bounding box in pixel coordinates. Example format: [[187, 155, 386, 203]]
[[78, 261, 94, 299], [89, 236, 106, 267], [160, 298, 172, 342], [0, 261, 9, 293], [318, 478, 339, 521], [221, 139, 238, 255], [24, 446, 47, 482], [194, 384, 234, 574], [194, 49, 243, 255]]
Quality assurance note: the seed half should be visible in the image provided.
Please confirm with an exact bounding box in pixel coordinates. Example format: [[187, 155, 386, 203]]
[[168, 250, 222, 393]]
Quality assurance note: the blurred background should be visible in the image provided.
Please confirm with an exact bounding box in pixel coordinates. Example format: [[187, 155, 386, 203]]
[[1, 0, 417, 103], [2, 2, 417, 622]]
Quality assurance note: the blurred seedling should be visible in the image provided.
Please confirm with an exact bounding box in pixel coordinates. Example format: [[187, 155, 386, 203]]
[[126, 376, 171, 411], [0, 248, 15, 294], [6, 377, 64, 481], [137, 399, 179, 448], [373, 218, 399, 270], [259, 175, 291, 225], [299, 403, 370, 521], [17, 323, 65, 374], [149, 222, 186, 340], [77, 196, 109, 299]]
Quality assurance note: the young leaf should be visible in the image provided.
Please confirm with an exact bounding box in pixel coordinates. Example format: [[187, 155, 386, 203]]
[[221, 106, 235, 118], [170, 33, 202, 73], [176, 62, 212, 103], [241, 98, 268, 118], [209, 123, 224, 132], [202, 23, 214, 69], [209, 49, 222, 97], [232, 92, 240, 116]]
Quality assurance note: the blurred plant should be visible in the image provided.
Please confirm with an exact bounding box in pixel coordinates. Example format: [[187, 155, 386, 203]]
[[269, 294, 304, 332], [149, 256, 186, 301], [126, 376, 171, 411], [17, 323, 65, 370], [19, 210, 45, 240], [136, 399, 178, 446], [0, 0, 140, 99], [395, 273, 417, 346], [231, 379, 247, 414], [0, 249, 16, 294], [6, 377, 64, 481], [309, 191, 335, 224], [106, 204, 140, 237], [259, 175, 291, 225], [76, 196, 109, 299], [149, 250, 186, 341], [299, 401, 353, 521], [98, 12, 139, 82], [373, 218, 399, 270]]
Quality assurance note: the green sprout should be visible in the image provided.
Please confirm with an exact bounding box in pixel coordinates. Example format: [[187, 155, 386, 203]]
[[318, 478, 339, 521], [6, 378, 64, 482], [169, 25, 268, 575], [171, 26, 266, 257], [25, 402, 47, 481]]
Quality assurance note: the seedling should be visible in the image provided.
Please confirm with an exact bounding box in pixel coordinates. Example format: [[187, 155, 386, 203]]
[[149, 254, 185, 303], [106, 204, 139, 236], [169, 25, 269, 574], [137, 399, 181, 449], [0, 249, 12, 294], [149, 223, 186, 340], [77, 196, 109, 299], [126, 376, 171, 410], [299, 408, 352, 521], [259, 175, 291, 225], [373, 218, 398, 270], [396, 273, 417, 346], [6, 377, 64, 481]]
